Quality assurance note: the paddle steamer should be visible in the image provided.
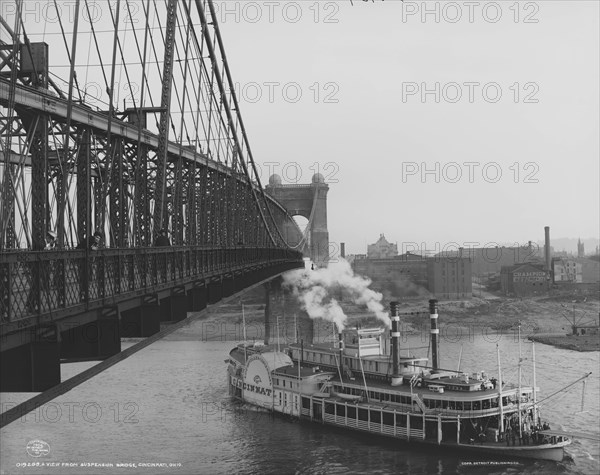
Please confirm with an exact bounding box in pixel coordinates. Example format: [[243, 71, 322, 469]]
[[226, 300, 573, 461]]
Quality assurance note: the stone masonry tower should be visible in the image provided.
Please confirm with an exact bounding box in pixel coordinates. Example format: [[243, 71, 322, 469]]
[[265, 173, 329, 267]]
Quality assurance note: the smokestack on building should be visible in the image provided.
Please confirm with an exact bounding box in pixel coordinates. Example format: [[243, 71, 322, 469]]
[[429, 299, 440, 371], [340, 242, 346, 259], [544, 226, 551, 270], [544, 226, 552, 285], [390, 301, 402, 386]]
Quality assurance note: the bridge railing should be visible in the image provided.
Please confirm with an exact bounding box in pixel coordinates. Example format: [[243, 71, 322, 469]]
[[0, 247, 302, 323]]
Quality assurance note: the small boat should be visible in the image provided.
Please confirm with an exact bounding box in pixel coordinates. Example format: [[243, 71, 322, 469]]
[[226, 299, 590, 462]]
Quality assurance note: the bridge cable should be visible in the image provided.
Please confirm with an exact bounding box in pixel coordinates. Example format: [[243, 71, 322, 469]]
[[128, 0, 152, 246], [202, 0, 297, 249], [187, 1, 267, 247], [56, 0, 81, 248], [52, 0, 82, 102], [109, 1, 138, 115], [171, 1, 195, 243], [0, 0, 23, 249], [96, 0, 122, 235]]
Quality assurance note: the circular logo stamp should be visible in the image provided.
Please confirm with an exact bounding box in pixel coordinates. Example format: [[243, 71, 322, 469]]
[[26, 440, 50, 458]]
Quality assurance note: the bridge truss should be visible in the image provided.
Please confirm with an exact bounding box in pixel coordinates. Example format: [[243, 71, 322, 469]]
[[0, 0, 305, 325], [0, 0, 304, 249]]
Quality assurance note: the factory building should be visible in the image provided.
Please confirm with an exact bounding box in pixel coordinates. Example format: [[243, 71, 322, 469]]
[[439, 243, 544, 277], [500, 263, 548, 297], [427, 257, 473, 300], [353, 236, 472, 299]]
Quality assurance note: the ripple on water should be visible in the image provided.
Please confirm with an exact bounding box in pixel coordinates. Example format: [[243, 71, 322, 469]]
[[0, 331, 598, 475]]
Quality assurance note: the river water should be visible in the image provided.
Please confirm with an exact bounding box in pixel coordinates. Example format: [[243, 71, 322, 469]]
[[1, 316, 598, 475]]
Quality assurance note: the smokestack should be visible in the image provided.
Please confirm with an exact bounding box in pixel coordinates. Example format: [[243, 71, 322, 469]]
[[544, 226, 551, 271], [390, 301, 402, 386], [338, 333, 344, 378], [429, 299, 440, 371], [340, 242, 346, 259]]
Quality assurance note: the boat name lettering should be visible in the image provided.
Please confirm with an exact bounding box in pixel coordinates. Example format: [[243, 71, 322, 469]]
[[231, 376, 272, 397]]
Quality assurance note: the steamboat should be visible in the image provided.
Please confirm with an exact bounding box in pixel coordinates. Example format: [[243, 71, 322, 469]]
[[226, 299, 584, 462]]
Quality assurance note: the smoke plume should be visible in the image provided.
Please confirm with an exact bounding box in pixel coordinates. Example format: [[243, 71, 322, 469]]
[[282, 260, 390, 331]]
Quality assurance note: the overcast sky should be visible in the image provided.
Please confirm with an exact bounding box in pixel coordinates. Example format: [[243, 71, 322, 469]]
[[6, 1, 598, 256], [215, 0, 599, 255]]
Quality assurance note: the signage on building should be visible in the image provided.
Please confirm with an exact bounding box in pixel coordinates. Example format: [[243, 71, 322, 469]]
[[513, 271, 546, 283]]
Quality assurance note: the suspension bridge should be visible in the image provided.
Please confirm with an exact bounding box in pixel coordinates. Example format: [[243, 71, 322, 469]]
[[0, 0, 329, 395]]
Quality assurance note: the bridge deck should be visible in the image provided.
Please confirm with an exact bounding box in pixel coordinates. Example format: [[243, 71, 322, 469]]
[[1, 246, 302, 346]]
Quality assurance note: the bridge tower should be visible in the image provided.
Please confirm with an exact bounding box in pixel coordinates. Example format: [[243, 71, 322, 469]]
[[266, 173, 329, 267]]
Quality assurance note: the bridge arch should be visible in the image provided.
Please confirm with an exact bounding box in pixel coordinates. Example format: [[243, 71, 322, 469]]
[[265, 173, 329, 266]]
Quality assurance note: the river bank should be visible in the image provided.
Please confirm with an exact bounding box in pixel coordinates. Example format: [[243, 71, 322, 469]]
[[528, 334, 600, 352], [202, 289, 599, 351]]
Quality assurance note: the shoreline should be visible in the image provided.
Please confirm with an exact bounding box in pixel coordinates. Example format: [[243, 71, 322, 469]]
[[528, 334, 600, 352], [201, 292, 600, 351]]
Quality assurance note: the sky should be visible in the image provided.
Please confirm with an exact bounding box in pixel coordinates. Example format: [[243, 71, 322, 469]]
[[213, 0, 600, 255], [3, 0, 598, 256]]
